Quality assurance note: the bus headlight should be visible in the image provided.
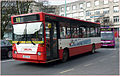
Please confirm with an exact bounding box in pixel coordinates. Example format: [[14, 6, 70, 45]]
[[37, 52, 41, 56], [14, 51, 17, 54]]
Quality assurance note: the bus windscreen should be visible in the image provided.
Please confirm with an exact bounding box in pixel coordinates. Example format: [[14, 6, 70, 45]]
[[101, 28, 113, 31], [101, 32, 114, 40]]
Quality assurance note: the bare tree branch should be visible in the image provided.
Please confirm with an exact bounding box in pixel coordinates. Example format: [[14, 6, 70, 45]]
[[1, 1, 33, 39]]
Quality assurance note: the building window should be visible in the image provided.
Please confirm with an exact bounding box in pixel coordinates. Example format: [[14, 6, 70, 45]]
[[103, 8, 109, 14], [80, 12, 84, 16], [86, 11, 91, 16], [113, 16, 119, 23], [67, 6, 70, 11], [61, 7, 64, 12], [113, 0, 119, 2], [95, 0, 99, 6], [87, 2, 91, 8], [95, 9, 100, 15], [61, 14, 64, 16], [95, 18, 100, 22], [80, 17, 84, 20], [66, 14, 72, 18], [72, 5, 77, 10], [86, 19, 91, 21], [103, 17, 109, 23], [73, 13, 78, 17], [104, 0, 108, 4], [113, 6, 119, 13], [79, 3, 83, 9]]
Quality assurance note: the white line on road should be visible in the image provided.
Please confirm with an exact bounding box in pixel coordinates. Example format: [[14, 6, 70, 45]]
[[84, 63, 93, 67], [111, 55, 116, 58], [99, 48, 117, 51], [1, 59, 15, 63], [60, 68, 74, 74], [99, 58, 106, 62]]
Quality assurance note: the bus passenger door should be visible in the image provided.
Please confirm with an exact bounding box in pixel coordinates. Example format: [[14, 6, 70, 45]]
[[46, 22, 58, 60]]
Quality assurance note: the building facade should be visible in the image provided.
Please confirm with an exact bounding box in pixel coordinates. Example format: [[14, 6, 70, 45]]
[[29, 1, 59, 15], [59, 0, 120, 28]]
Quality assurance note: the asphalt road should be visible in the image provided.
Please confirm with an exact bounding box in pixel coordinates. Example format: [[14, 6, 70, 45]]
[[1, 40, 119, 75]]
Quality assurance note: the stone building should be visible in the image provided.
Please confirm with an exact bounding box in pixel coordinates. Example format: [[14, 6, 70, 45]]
[[59, 0, 120, 28]]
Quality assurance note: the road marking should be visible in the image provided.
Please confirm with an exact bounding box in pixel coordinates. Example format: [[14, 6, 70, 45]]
[[84, 63, 93, 67], [99, 58, 106, 62], [60, 68, 74, 74], [108, 49, 116, 50], [111, 55, 116, 58], [99, 48, 116, 51], [1, 59, 15, 63]]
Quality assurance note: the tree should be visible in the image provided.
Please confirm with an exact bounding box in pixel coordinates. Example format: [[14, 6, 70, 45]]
[[95, 14, 114, 27], [1, 1, 33, 39]]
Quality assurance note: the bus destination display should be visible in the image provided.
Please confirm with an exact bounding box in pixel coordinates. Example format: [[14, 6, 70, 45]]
[[101, 28, 113, 31], [13, 14, 40, 23]]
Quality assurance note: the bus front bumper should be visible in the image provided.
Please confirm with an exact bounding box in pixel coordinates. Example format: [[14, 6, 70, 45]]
[[13, 53, 46, 63], [101, 44, 115, 47]]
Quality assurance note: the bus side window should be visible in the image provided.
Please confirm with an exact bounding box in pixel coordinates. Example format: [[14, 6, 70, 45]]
[[60, 27, 66, 38], [90, 28, 95, 37], [66, 28, 71, 38], [79, 27, 86, 38], [96, 27, 100, 37]]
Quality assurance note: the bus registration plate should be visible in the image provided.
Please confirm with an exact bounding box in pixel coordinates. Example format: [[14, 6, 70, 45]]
[[23, 55, 30, 58], [103, 45, 108, 46]]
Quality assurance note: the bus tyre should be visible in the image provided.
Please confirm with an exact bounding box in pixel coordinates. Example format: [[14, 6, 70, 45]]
[[62, 50, 68, 62], [91, 45, 95, 54], [112, 46, 115, 48], [7, 51, 12, 58]]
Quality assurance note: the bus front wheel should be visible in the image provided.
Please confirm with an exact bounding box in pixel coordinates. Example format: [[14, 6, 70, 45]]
[[91, 44, 95, 54], [61, 50, 68, 62]]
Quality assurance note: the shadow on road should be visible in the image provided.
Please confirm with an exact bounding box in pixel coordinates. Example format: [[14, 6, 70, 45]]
[[17, 51, 102, 68], [1, 57, 12, 61]]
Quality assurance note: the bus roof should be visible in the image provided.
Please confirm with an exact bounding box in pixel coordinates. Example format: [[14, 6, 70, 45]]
[[11, 12, 100, 27], [101, 27, 114, 28]]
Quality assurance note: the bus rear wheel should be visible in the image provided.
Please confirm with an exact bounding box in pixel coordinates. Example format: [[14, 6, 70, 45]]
[[112, 46, 115, 48], [91, 45, 95, 54], [61, 50, 68, 62]]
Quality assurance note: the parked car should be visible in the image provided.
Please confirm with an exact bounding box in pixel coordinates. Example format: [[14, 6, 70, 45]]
[[1, 40, 12, 59]]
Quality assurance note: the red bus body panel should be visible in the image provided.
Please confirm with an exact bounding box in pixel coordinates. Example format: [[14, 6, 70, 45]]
[[12, 44, 47, 63]]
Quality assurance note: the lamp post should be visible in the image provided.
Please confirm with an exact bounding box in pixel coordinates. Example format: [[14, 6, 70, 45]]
[[83, 1, 86, 21], [65, 0, 66, 17]]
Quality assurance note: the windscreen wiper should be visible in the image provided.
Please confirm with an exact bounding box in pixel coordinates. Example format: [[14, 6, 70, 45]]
[[17, 41, 20, 45], [30, 40, 35, 45]]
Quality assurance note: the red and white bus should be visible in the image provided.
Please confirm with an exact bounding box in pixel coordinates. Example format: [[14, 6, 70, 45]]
[[11, 12, 101, 63]]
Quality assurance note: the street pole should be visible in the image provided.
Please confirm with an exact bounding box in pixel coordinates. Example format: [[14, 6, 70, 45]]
[[117, 27, 119, 41], [65, 0, 66, 17], [83, 1, 86, 21], [18, 0, 21, 14]]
